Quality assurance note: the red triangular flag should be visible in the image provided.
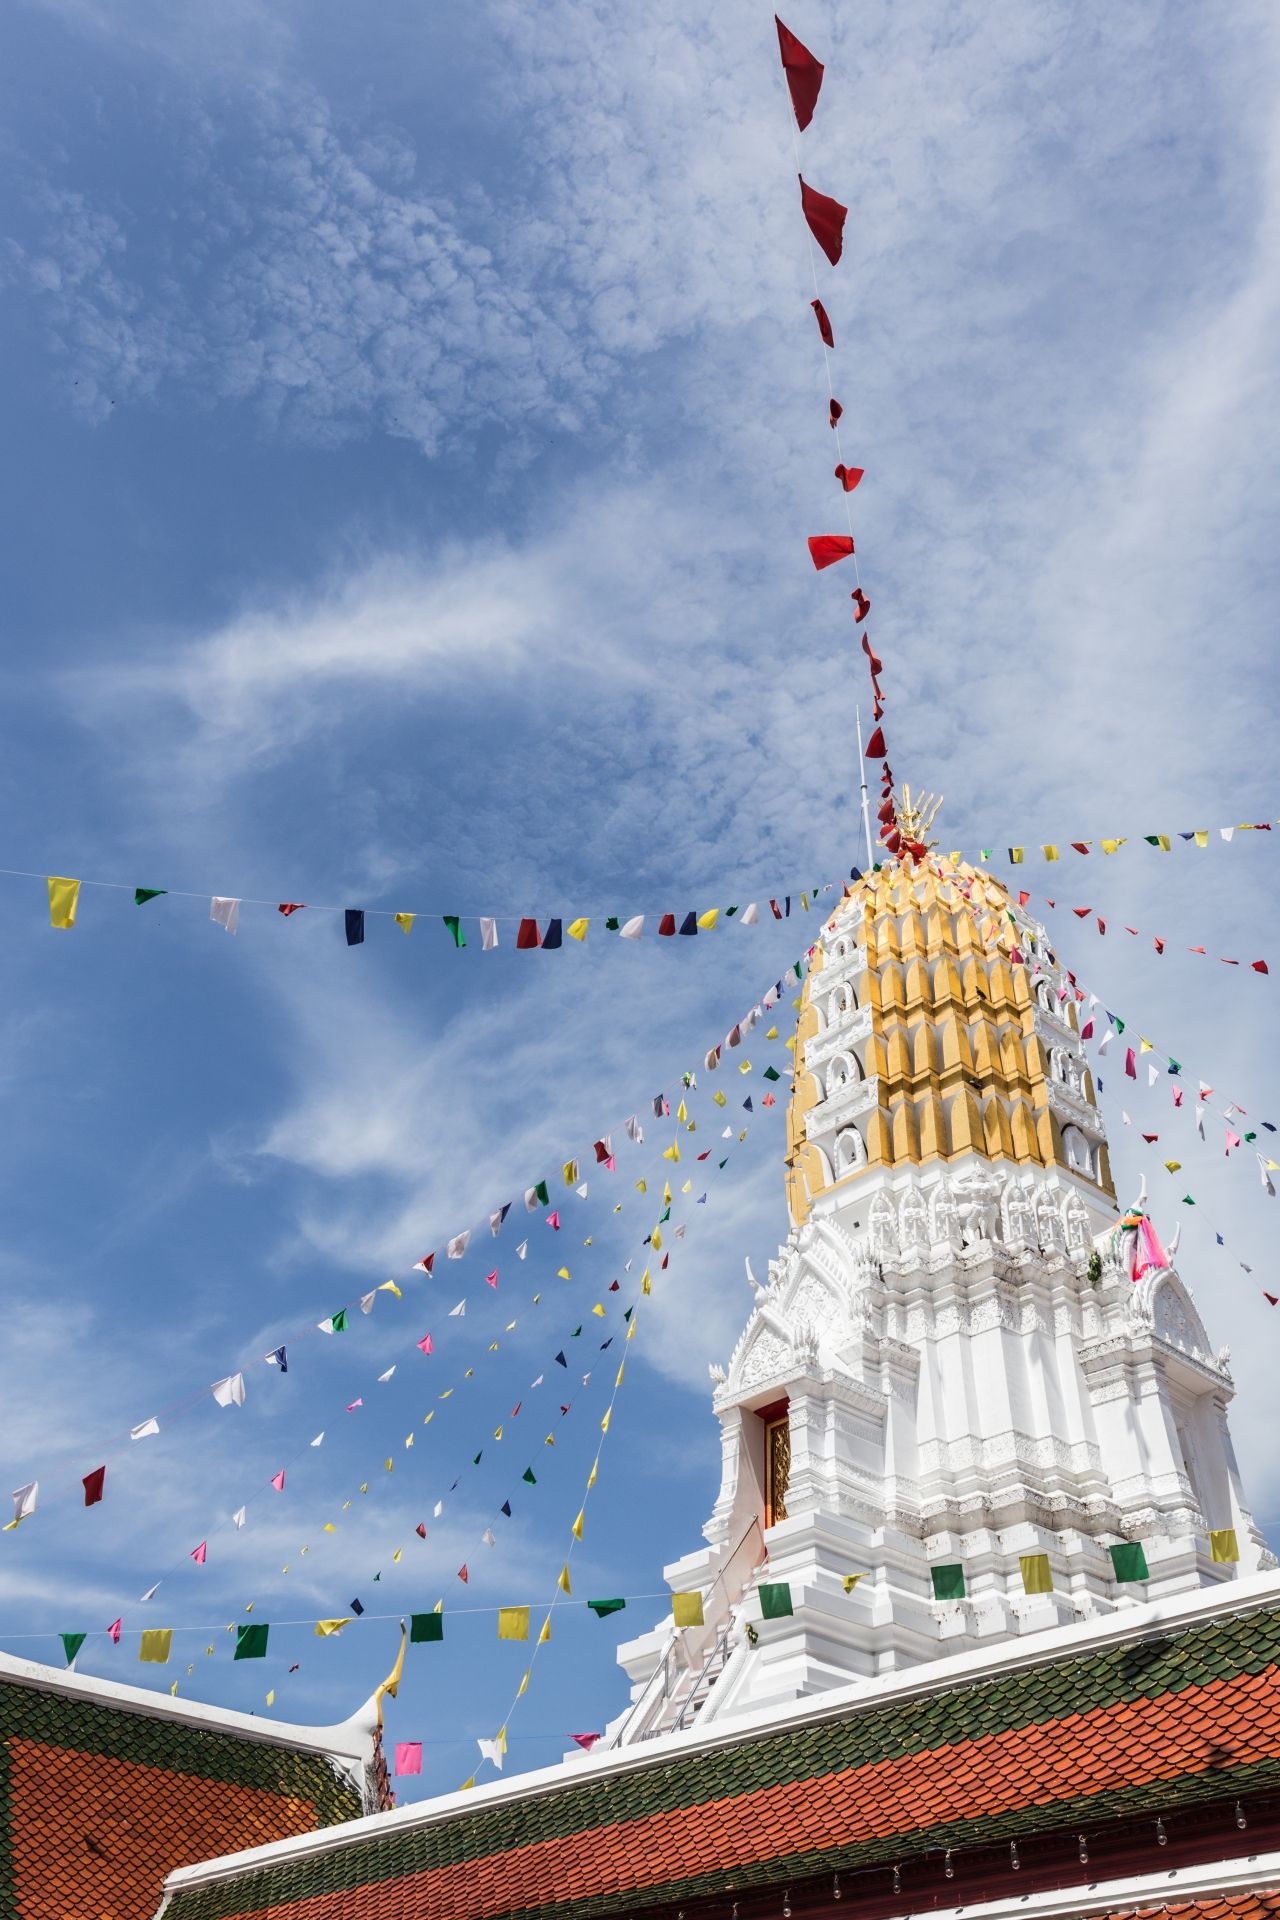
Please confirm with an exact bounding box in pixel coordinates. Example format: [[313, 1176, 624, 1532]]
[[82, 1466, 106, 1508], [861, 634, 882, 672], [571, 1731, 603, 1751], [851, 588, 871, 621], [807, 534, 854, 570], [1072, 906, 1090, 918], [1253, 960, 1270, 974], [834, 463, 864, 493], [810, 297, 833, 347], [798, 176, 847, 266], [458, 1563, 469, 1584], [277, 903, 306, 916], [877, 799, 895, 824], [864, 726, 886, 758], [776, 18, 824, 130], [1265, 1293, 1279, 1306], [415, 1522, 427, 1539], [516, 918, 541, 949], [658, 912, 677, 936], [829, 397, 843, 427]]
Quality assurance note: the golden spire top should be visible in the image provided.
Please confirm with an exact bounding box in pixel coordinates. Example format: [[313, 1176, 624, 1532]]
[[882, 784, 944, 859]]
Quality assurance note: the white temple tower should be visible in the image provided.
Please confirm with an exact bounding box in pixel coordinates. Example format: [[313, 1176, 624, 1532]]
[[607, 801, 1270, 1744]]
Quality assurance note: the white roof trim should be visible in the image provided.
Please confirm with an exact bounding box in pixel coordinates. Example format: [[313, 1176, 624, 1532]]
[[163, 1565, 1280, 1895], [894, 1846, 1280, 1918], [0, 1646, 374, 1763]]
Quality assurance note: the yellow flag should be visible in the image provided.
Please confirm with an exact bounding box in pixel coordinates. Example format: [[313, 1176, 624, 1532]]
[[1153, 834, 1171, 851], [1210, 1528, 1240, 1563], [766, 1025, 778, 1039], [378, 1279, 402, 1298], [434, 1598, 443, 1613], [672, 1591, 704, 1628], [842, 1574, 865, 1593], [1102, 838, 1125, 854], [562, 1160, 578, 1186], [265, 1689, 276, 1706], [170, 1681, 179, 1697], [681, 1180, 692, 1193], [545, 1433, 555, 1446], [587, 1456, 598, 1489], [385, 1458, 393, 1472], [557, 1564, 572, 1595], [1010, 848, 1024, 865], [1194, 830, 1209, 848], [601, 1408, 611, 1434], [801, 891, 810, 910], [393, 1547, 403, 1562], [139, 1629, 173, 1664], [713, 1091, 727, 1107], [651, 1227, 662, 1251], [676, 1100, 688, 1123], [498, 1606, 530, 1641], [662, 1180, 672, 1204], [572, 1509, 584, 1541], [460, 1775, 476, 1791], [697, 909, 719, 930], [615, 1363, 625, 1387], [1042, 845, 1059, 861], [635, 1178, 647, 1194], [47, 877, 81, 929], [661, 1141, 680, 1163], [739, 1060, 752, 1074], [517, 1668, 530, 1697], [323, 1522, 336, 1533], [394, 913, 415, 934], [374, 1620, 408, 1726], [1165, 1160, 1181, 1173], [592, 1303, 605, 1317], [1139, 1038, 1153, 1054], [626, 1319, 636, 1339], [1019, 1553, 1053, 1595], [567, 918, 589, 942], [642, 1269, 651, 1294], [315, 1618, 352, 1637], [538, 1614, 552, 1644]]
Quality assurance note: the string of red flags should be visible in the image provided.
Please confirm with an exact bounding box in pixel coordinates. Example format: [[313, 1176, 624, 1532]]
[[1008, 889, 1271, 975], [33, 865, 840, 943], [774, 17, 892, 823], [4, 948, 813, 1517]]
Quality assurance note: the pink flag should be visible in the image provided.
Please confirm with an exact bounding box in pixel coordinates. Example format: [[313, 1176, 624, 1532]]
[[485, 1270, 498, 1288], [108, 1618, 122, 1644], [417, 1333, 434, 1355], [190, 1542, 207, 1566], [346, 1399, 363, 1412], [571, 1732, 602, 1751], [1227, 1131, 1242, 1152], [394, 1741, 423, 1776], [547, 1210, 561, 1230], [458, 1563, 469, 1584], [1124, 1047, 1137, 1079], [271, 1469, 286, 1492], [1174, 1087, 1184, 1107]]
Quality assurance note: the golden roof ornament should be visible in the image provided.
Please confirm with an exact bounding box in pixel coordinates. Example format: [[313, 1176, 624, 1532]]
[[882, 784, 943, 862]]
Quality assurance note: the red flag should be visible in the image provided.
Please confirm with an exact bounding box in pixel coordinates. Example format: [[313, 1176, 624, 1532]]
[[1072, 907, 1090, 917], [1125, 1047, 1137, 1078], [864, 726, 886, 758], [277, 903, 306, 916], [658, 913, 677, 936], [415, 1522, 427, 1539], [776, 18, 824, 130], [807, 534, 854, 570], [799, 177, 847, 265], [1142, 1133, 1159, 1143], [883, 828, 902, 853], [458, 1564, 469, 1584], [516, 918, 541, 949], [83, 1466, 106, 1508], [861, 634, 882, 672], [1097, 917, 1106, 935], [810, 297, 834, 347], [1265, 1293, 1279, 1306], [873, 696, 885, 720], [1018, 890, 1030, 907], [1254, 960, 1270, 974], [593, 1139, 611, 1162], [1071, 842, 1090, 855], [851, 588, 870, 621], [1153, 936, 1165, 954], [877, 799, 895, 824], [834, 464, 864, 492], [828, 397, 843, 428]]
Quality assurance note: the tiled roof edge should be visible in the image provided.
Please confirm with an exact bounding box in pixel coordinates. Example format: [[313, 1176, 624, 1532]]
[[891, 1846, 1280, 1919], [0, 1647, 377, 1765], [161, 1567, 1280, 1898]]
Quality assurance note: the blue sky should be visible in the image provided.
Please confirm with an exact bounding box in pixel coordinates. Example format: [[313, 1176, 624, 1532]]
[[2, 0, 1280, 1799]]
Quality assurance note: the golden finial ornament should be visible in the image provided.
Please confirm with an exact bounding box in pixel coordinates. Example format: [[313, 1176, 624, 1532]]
[[881, 784, 944, 859]]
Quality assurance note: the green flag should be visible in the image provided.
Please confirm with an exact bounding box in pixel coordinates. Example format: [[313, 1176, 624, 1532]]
[[442, 915, 466, 948], [410, 1612, 444, 1643], [522, 1467, 537, 1485], [534, 1179, 549, 1207], [587, 1598, 626, 1618], [763, 1066, 781, 1081], [60, 1632, 86, 1667], [331, 1309, 348, 1333], [134, 889, 166, 906], [1109, 1541, 1149, 1583], [759, 1582, 794, 1619], [234, 1622, 270, 1661], [931, 1564, 966, 1601]]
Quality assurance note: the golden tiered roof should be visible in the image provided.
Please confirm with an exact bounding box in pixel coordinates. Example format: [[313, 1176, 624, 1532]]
[[785, 839, 1114, 1225]]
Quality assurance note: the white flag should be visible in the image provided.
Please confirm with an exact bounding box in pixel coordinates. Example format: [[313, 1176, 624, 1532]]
[[131, 1417, 160, 1440], [10, 1482, 37, 1525], [480, 918, 499, 950], [477, 1735, 505, 1771], [1221, 827, 1235, 841], [360, 1291, 377, 1314], [1147, 1064, 1159, 1087], [311, 1432, 324, 1447], [619, 915, 644, 939], [211, 1373, 245, 1409], [210, 896, 240, 934], [233, 1507, 246, 1529], [625, 1115, 643, 1144], [576, 1182, 589, 1199], [489, 1211, 506, 1236], [139, 1582, 161, 1602], [516, 1240, 528, 1259], [378, 1366, 396, 1383], [740, 903, 760, 925], [530, 1374, 544, 1389], [434, 1500, 444, 1518], [447, 1231, 471, 1259], [1196, 1105, 1206, 1139], [482, 1527, 496, 1547], [1098, 1028, 1113, 1055], [1259, 1155, 1276, 1197], [449, 1299, 466, 1317]]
